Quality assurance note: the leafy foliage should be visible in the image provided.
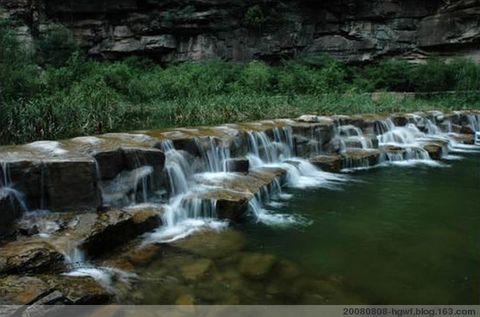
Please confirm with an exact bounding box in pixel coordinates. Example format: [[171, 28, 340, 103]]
[[243, 5, 266, 28], [1, 17, 479, 145]]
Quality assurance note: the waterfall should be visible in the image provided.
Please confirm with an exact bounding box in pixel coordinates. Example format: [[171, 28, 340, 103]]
[[337, 125, 373, 150], [467, 114, 480, 132], [0, 161, 29, 212], [100, 166, 154, 207], [146, 140, 228, 243], [376, 119, 435, 164], [197, 137, 231, 173]]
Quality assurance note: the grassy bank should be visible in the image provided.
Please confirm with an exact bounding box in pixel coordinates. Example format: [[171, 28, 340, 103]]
[[1, 21, 480, 145]]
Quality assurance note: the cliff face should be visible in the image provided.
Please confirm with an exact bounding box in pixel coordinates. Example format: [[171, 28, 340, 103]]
[[1, 0, 480, 63]]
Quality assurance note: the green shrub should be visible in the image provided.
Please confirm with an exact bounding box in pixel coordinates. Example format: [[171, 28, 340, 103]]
[[243, 5, 266, 28], [233, 60, 274, 93], [36, 24, 79, 67], [0, 18, 40, 101], [413, 58, 456, 92]]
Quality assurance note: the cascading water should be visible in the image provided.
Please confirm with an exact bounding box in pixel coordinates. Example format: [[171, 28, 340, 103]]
[[337, 125, 373, 150], [245, 127, 346, 225], [197, 137, 231, 173], [146, 140, 228, 243], [376, 120, 434, 163], [0, 161, 29, 213]]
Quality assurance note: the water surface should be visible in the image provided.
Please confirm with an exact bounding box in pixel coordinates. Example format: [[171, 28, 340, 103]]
[[244, 154, 480, 304]]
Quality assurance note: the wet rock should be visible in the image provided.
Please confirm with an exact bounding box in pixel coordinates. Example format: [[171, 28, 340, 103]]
[[238, 253, 277, 280], [0, 188, 23, 240], [122, 147, 165, 173], [390, 114, 409, 126], [291, 121, 335, 146], [119, 243, 163, 267], [216, 194, 250, 221], [422, 143, 443, 160], [194, 167, 287, 221], [341, 149, 381, 169], [94, 150, 124, 180], [44, 275, 112, 304], [275, 259, 301, 281], [44, 159, 100, 212], [175, 294, 195, 306], [173, 230, 246, 259], [180, 258, 213, 281], [460, 126, 475, 135], [450, 133, 474, 145], [0, 276, 51, 305], [310, 155, 342, 172], [0, 240, 64, 274], [171, 138, 201, 157], [226, 158, 249, 173], [382, 145, 407, 157], [81, 208, 161, 258]]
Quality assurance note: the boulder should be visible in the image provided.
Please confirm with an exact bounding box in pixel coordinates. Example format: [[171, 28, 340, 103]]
[[193, 167, 287, 221], [180, 258, 213, 281], [460, 126, 475, 135], [94, 150, 124, 180], [122, 244, 162, 266], [0, 276, 52, 306], [0, 240, 64, 274], [43, 275, 112, 304], [81, 208, 162, 258], [172, 230, 246, 259], [225, 158, 250, 173], [422, 143, 444, 160], [43, 159, 100, 211], [238, 253, 277, 280], [450, 133, 474, 145], [310, 155, 342, 172], [390, 114, 410, 126], [0, 157, 100, 212], [341, 149, 381, 169]]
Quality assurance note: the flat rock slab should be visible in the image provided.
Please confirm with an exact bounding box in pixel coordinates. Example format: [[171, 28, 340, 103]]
[[422, 143, 445, 160], [0, 207, 163, 274], [172, 230, 246, 259], [310, 155, 343, 172], [340, 149, 381, 169], [49, 207, 163, 259], [191, 167, 287, 220], [450, 133, 474, 145], [0, 274, 112, 306], [0, 240, 64, 274]]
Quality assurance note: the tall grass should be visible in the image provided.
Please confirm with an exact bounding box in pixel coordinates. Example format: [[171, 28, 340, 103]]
[[1, 18, 480, 145]]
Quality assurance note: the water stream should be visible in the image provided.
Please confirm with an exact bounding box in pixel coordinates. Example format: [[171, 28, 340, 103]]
[[1, 111, 479, 304]]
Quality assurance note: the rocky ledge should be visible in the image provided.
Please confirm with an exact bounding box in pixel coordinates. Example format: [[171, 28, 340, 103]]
[[2, 0, 480, 63], [0, 109, 478, 306]]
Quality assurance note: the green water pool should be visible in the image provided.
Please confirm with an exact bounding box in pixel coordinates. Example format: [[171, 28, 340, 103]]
[[244, 154, 480, 304], [136, 153, 480, 304]]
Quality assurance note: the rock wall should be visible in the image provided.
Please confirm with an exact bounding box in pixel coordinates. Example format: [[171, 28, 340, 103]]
[[1, 0, 480, 63]]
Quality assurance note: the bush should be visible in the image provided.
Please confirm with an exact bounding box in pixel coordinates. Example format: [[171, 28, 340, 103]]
[[0, 18, 40, 101], [352, 59, 415, 92], [413, 58, 456, 92], [244, 5, 266, 29], [36, 24, 79, 67], [233, 61, 274, 93]]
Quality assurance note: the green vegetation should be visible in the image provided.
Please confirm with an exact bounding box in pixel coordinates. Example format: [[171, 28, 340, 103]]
[[1, 19, 480, 145], [244, 5, 266, 29]]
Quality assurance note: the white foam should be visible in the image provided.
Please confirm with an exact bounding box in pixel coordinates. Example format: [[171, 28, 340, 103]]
[[26, 141, 67, 155], [71, 136, 103, 145], [144, 218, 228, 244], [64, 266, 136, 291]]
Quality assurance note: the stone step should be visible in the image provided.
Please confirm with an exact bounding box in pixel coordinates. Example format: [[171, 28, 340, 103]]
[[189, 167, 288, 221]]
